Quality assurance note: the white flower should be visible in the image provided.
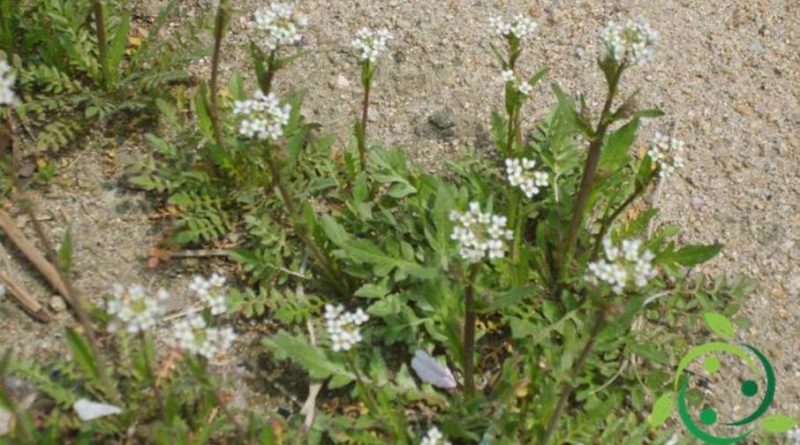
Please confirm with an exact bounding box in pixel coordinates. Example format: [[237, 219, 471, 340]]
[[517, 81, 533, 96], [250, 3, 307, 52], [648, 131, 686, 177], [587, 238, 657, 294], [601, 20, 657, 66], [420, 426, 451, 445], [499, 69, 515, 84], [0, 59, 16, 106], [233, 91, 291, 141], [324, 304, 368, 352], [188, 273, 227, 315], [173, 314, 236, 361], [106, 284, 169, 334], [351, 27, 392, 64], [505, 158, 549, 198], [450, 202, 514, 263], [787, 428, 800, 445], [489, 14, 537, 40]]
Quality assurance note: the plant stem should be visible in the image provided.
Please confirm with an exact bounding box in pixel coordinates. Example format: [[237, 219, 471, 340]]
[[209, 0, 229, 149], [591, 169, 656, 260], [358, 64, 372, 171], [261, 50, 277, 95], [138, 332, 164, 417], [462, 265, 480, 397], [92, 0, 110, 90], [558, 65, 624, 280], [264, 147, 348, 295], [539, 305, 609, 445]]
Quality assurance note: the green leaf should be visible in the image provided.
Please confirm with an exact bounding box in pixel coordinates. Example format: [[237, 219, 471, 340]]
[[599, 118, 640, 171], [65, 328, 99, 381], [703, 312, 735, 339], [673, 244, 722, 267], [632, 108, 664, 119], [649, 392, 674, 427], [478, 286, 538, 313], [354, 283, 389, 299], [262, 331, 351, 380], [527, 68, 549, 86], [761, 414, 796, 433], [337, 239, 436, 280], [107, 12, 131, 81], [321, 215, 349, 247], [58, 227, 73, 272]]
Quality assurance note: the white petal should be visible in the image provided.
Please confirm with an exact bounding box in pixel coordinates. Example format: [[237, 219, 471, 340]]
[[74, 399, 122, 421], [411, 350, 457, 389]]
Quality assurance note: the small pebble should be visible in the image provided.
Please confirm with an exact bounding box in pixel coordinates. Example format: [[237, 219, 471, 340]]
[[333, 74, 350, 90], [49, 295, 67, 313]]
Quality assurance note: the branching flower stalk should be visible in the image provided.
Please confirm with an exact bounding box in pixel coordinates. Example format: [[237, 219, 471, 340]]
[[558, 62, 624, 281], [138, 331, 164, 416], [91, 0, 110, 90], [209, 0, 230, 148], [351, 28, 391, 172]]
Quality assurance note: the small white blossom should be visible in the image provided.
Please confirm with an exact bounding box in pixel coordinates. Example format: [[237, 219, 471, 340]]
[[489, 15, 537, 40], [505, 158, 549, 198], [173, 314, 236, 361], [233, 91, 291, 141], [351, 28, 392, 64], [420, 426, 451, 445], [499, 69, 516, 84], [648, 131, 686, 177], [189, 273, 227, 315], [324, 304, 368, 352], [250, 3, 307, 52], [450, 202, 513, 263], [106, 284, 169, 334], [517, 81, 533, 96], [601, 20, 657, 66], [0, 59, 16, 106], [787, 428, 800, 445], [587, 238, 657, 294]]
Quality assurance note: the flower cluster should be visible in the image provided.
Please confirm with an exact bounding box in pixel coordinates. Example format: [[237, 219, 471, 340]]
[[106, 284, 169, 334], [233, 91, 291, 141], [505, 158, 549, 198], [787, 428, 800, 445], [587, 238, 657, 294], [0, 59, 16, 106], [601, 20, 657, 66], [173, 314, 236, 361], [420, 426, 451, 445], [498, 70, 534, 96], [351, 28, 391, 64], [250, 3, 307, 52], [489, 15, 537, 40], [189, 273, 227, 315], [648, 131, 686, 177], [324, 304, 369, 352], [450, 202, 514, 263]]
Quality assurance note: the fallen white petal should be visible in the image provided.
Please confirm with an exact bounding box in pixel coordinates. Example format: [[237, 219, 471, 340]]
[[73, 399, 122, 421], [411, 350, 457, 389]]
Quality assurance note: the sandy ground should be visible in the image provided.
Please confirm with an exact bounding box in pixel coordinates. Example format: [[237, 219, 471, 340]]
[[1, 0, 798, 432]]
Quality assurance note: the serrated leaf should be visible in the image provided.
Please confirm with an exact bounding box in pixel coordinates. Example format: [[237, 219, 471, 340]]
[[354, 283, 389, 299], [321, 216, 349, 247], [673, 244, 722, 267], [649, 392, 674, 427], [761, 414, 796, 433], [599, 118, 639, 171], [703, 312, 735, 339]]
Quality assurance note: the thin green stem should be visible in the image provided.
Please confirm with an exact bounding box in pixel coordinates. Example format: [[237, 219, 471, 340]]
[[209, 0, 229, 149], [558, 64, 625, 280], [264, 146, 348, 295], [358, 65, 372, 171], [261, 50, 277, 95], [540, 304, 609, 445], [92, 0, 110, 90], [462, 265, 480, 397]]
